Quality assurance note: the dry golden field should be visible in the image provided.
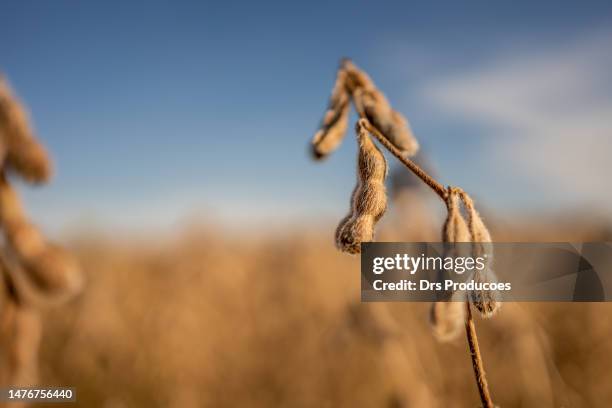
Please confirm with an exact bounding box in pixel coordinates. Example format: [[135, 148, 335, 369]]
[[28, 197, 612, 408]]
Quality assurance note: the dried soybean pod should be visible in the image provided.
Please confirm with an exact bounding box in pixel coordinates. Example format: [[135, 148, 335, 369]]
[[336, 120, 387, 254], [460, 191, 492, 245], [0, 174, 82, 298], [388, 110, 419, 156], [0, 76, 51, 184], [359, 89, 419, 156], [311, 66, 351, 159], [470, 268, 501, 318], [343, 62, 419, 156], [0, 267, 41, 389], [430, 188, 470, 341], [460, 191, 501, 318], [443, 187, 470, 243], [442, 187, 473, 265], [341, 59, 376, 92]]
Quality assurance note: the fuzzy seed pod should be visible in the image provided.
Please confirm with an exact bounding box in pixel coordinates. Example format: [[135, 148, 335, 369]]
[[342, 61, 419, 156], [430, 188, 471, 341], [0, 268, 42, 390], [460, 191, 501, 318], [311, 67, 351, 159], [352, 88, 419, 156], [341, 59, 375, 92], [0, 302, 41, 390], [460, 192, 492, 245], [0, 174, 83, 298], [335, 120, 387, 254], [17, 242, 83, 297], [0, 76, 52, 184], [469, 267, 501, 318], [443, 187, 470, 244], [388, 110, 419, 154]]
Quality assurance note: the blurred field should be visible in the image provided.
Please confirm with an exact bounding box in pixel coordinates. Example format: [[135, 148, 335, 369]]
[[31, 195, 612, 408]]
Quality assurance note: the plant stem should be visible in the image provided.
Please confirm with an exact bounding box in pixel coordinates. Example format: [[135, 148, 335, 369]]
[[359, 117, 494, 407], [360, 120, 447, 200], [465, 301, 494, 408]]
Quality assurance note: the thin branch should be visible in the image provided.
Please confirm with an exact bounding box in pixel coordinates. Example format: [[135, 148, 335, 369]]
[[363, 118, 495, 407], [359, 119, 495, 407], [465, 301, 495, 408], [359, 119, 447, 201]]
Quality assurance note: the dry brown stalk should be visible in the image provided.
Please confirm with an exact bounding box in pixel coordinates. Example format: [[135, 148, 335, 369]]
[[0, 74, 82, 393], [465, 301, 495, 408], [310, 59, 499, 407]]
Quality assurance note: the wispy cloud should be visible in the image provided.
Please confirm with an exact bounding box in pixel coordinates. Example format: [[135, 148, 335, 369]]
[[423, 28, 612, 214]]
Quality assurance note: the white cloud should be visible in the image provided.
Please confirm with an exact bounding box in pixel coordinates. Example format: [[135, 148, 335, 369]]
[[423, 29, 612, 213]]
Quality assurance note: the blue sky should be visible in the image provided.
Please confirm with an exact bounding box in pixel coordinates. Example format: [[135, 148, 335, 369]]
[[2, 1, 612, 233]]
